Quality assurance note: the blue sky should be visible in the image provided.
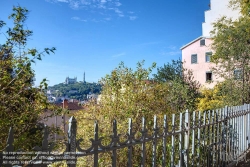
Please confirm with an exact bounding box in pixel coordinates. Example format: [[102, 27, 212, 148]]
[[0, 0, 210, 86]]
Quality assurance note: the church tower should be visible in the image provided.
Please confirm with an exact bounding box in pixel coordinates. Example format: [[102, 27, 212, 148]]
[[83, 72, 86, 83]]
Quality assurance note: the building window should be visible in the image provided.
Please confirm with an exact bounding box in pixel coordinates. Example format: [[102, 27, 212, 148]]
[[206, 72, 212, 81], [205, 52, 212, 62], [191, 54, 197, 64], [234, 69, 242, 80], [200, 39, 205, 46]]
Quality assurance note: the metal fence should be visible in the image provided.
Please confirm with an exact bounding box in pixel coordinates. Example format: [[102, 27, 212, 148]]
[[1, 104, 250, 167]]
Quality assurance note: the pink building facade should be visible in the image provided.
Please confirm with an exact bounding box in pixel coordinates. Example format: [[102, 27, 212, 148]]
[[181, 0, 240, 88], [181, 37, 221, 88]]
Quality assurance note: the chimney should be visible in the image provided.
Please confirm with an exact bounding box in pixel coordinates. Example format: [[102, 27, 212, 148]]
[[62, 99, 68, 109]]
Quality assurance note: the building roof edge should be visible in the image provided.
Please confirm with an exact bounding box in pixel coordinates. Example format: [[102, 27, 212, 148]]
[[180, 36, 211, 50]]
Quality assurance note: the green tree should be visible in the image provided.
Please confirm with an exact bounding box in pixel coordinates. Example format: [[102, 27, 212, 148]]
[[0, 6, 56, 150], [211, 3, 250, 105], [197, 83, 226, 111], [230, 0, 250, 16], [73, 61, 174, 166], [153, 59, 201, 112]]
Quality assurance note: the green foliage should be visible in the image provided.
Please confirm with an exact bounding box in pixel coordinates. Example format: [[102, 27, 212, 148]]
[[0, 6, 57, 150], [197, 84, 225, 111], [211, 6, 250, 104], [230, 0, 250, 16], [153, 59, 183, 82], [153, 59, 201, 112]]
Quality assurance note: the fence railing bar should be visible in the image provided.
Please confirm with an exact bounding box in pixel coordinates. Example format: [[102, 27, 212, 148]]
[[93, 121, 99, 167], [127, 118, 133, 167], [178, 113, 183, 167], [162, 115, 168, 167], [141, 117, 146, 167], [191, 111, 195, 167], [197, 111, 201, 167], [207, 110, 211, 167], [171, 114, 175, 167], [211, 110, 215, 167], [247, 104, 250, 148], [152, 115, 158, 167], [201, 111, 206, 167], [111, 120, 117, 167], [236, 106, 240, 158], [215, 110, 219, 167], [67, 116, 77, 167], [184, 110, 190, 167]]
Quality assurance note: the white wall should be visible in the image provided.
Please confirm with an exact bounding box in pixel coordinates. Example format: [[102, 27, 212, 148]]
[[202, 0, 240, 37]]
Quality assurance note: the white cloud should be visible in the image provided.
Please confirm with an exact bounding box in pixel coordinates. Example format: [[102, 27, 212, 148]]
[[115, 2, 121, 6], [168, 45, 176, 50], [160, 45, 181, 56], [71, 16, 80, 20], [112, 52, 125, 58], [57, 0, 69, 2], [69, 1, 81, 9], [160, 51, 181, 56], [114, 8, 122, 14], [113, 8, 124, 17], [71, 16, 87, 22], [104, 17, 111, 21], [129, 16, 137, 21], [46, 0, 130, 19], [100, 0, 107, 3], [128, 11, 134, 14]]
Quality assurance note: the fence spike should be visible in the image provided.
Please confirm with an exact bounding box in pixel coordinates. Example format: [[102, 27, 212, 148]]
[[113, 119, 117, 137], [42, 125, 49, 151], [154, 115, 157, 129], [142, 117, 146, 131], [6, 127, 14, 152], [94, 120, 99, 141], [128, 118, 132, 135]]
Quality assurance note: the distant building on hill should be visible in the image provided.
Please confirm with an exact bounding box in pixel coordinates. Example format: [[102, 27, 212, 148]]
[[65, 76, 77, 84]]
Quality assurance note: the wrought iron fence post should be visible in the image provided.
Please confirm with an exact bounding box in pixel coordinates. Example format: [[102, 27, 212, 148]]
[[162, 115, 168, 167], [222, 106, 227, 167], [67, 116, 77, 167], [152, 115, 159, 167], [127, 118, 133, 167], [4, 127, 14, 167], [184, 110, 190, 167], [179, 113, 183, 167], [207, 146, 212, 167]]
